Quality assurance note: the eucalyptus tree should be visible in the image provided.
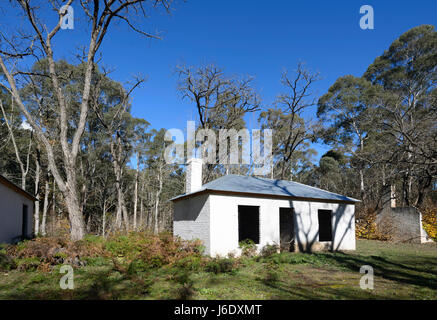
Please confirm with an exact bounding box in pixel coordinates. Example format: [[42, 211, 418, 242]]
[[0, 0, 173, 240], [364, 24, 437, 206], [143, 128, 182, 233], [131, 118, 150, 230], [317, 75, 380, 201], [259, 63, 320, 180], [176, 64, 260, 182]]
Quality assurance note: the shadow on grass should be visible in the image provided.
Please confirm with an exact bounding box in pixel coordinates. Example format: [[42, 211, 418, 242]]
[[321, 252, 437, 291], [1, 246, 436, 300], [251, 248, 437, 299], [261, 280, 389, 300], [0, 267, 152, 300]]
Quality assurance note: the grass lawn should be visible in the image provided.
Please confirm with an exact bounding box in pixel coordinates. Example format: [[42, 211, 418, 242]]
[[0, 239, 436, 300]]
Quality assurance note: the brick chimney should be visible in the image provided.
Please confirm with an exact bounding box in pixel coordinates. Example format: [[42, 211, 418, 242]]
[[186, 158, 203, 193]]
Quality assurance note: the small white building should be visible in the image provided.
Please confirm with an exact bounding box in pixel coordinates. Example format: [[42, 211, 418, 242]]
[[171, 159, 359, 256], [0, 175, 35, 244]]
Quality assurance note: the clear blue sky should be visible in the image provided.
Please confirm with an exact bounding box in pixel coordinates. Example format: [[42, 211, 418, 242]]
[[4, 0, 437, 163]]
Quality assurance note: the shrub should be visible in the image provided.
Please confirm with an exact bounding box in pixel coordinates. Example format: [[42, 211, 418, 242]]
[[173, 255, 204, 272], [355, 209, 391, 241], [105, 232, 204, 271], [260, 244, 279, 258], [5, 232, 205, 273], [28, 273, 46, 284], [171, 269, 195, 300], [421, 204, 437, 241], [239, 239, 257, 257], [260, 251, 332, 267], [262, 261, 279, 284], [15, 257, 41, 272], [5, 235, 107, 271], [205, 257, 237, 274], [84, 256, 108, 267], [0, 252, 16, 271]]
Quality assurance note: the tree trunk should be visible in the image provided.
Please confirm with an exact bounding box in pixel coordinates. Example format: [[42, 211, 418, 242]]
[[139, 178, 145, 230], [115, 193, 122, 230], [154, 163, 163, 234], [63, 168, 85, 240], [133, 153, 139, 230], [34, 154, 40, 236], [140, 198, 144, 229], [359, 169, 365, 201], [41, 179, 49, 236], [122, 197, 129, 231], [102, 199, 107, 238], [65, 192, 85, 241], [111, 138, 129, 231]]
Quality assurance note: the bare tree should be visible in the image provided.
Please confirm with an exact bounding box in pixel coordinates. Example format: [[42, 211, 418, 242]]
[[177, 64, 260, 129], [261, 63, 320, 180], [177, 64, 260, 182], [0, 0, 171, 240]]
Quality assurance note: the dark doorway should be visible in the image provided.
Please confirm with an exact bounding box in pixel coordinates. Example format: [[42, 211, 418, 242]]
[[279, 207, 295, 252], [22, 204, 29, 239], [318, 209, 333, 241], [238, 205, 260, 244]]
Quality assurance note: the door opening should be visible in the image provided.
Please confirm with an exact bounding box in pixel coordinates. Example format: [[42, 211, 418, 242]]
[[22, 204, 28, 239], [318, 209, 333, 242], [279, 207, 295, 252]]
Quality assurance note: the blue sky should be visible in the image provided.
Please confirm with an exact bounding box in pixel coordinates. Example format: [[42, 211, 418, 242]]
[[4, 0, 437, 163]]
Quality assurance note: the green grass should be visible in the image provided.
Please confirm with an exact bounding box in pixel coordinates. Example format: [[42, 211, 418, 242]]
[[0, 239, 436, 300]]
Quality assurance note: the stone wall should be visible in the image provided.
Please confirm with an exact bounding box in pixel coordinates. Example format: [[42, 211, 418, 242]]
[[376, 185, 432, 243], [173, 193, 211, 254]]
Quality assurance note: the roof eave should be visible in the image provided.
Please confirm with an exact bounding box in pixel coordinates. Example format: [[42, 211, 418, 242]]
[[170, 189, 359, 204], [0, 175, 37, 202]]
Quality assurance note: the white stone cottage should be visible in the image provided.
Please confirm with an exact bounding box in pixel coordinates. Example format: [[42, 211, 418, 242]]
[[171, 159, 359, 256], [0, 175, 35, 244]]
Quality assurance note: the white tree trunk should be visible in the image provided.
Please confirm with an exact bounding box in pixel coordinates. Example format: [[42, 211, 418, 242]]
[[133, 153, 139, 230], [102, 199, 107, 238], [41, 179, 49, 236], [154, 163, 163, 234], [34, 156, 40, 235]]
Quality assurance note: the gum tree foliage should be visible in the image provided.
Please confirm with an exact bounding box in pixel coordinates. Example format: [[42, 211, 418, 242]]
[[364, 24, 437, 206], [0, 0, 173, 240], [315, 25, 437, 207], [317, 75, 380, 202], [1, 59, 183, 237]]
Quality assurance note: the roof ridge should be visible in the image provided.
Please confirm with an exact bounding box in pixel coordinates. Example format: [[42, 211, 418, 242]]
[[213, 174, 359, 201], [171, 173, 360, 203]]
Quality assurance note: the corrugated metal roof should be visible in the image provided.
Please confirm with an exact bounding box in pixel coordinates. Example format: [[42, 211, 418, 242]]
[[171, 174, 360, 203]]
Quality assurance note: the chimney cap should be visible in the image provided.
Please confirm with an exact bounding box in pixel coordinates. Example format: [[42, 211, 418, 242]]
[[187, 157, 203, 164]]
